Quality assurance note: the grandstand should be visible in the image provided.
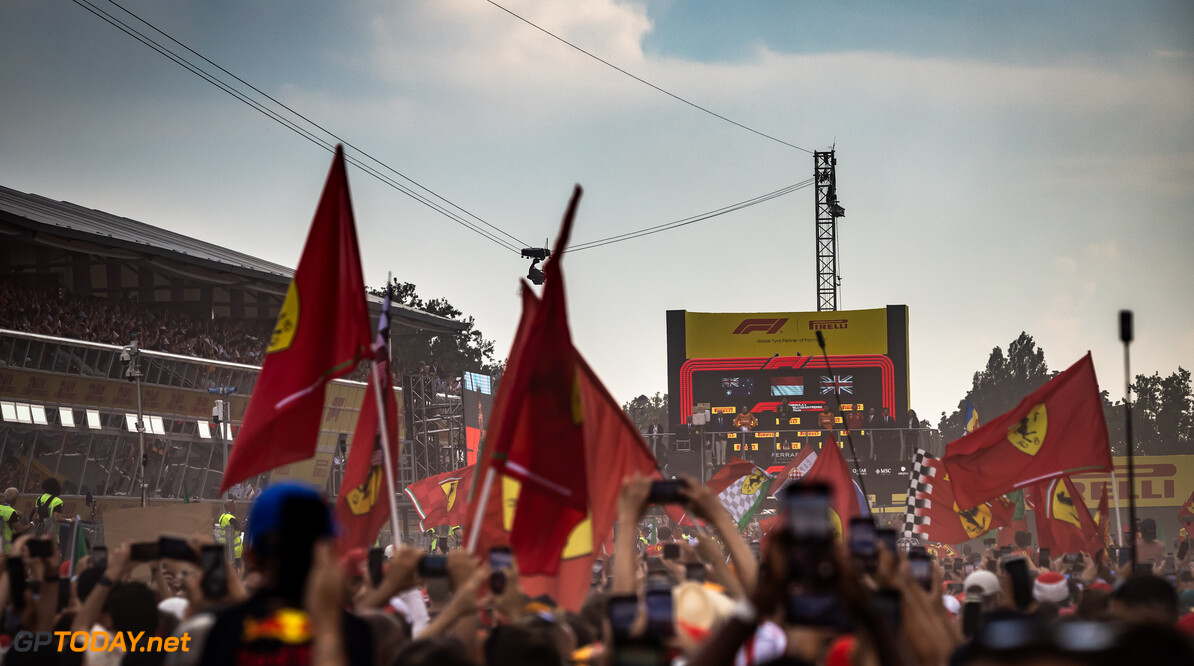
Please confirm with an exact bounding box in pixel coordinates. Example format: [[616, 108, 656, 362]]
[[0, 186, 467, 536]]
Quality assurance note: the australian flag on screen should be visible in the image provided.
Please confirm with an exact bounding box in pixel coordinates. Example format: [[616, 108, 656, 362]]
[[820, 375, 854, 395]]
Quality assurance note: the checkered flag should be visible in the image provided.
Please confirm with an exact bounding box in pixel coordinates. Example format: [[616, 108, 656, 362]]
[[717, 466, 774, 529], [902, 448, 936, 538]]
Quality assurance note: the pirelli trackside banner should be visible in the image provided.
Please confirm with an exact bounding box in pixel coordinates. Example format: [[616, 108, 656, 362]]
[[684, 308, 890, 359]]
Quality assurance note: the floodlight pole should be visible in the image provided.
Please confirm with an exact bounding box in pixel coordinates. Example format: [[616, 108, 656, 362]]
[[208, 387, 238, 500], [124, 342, 148, 507]]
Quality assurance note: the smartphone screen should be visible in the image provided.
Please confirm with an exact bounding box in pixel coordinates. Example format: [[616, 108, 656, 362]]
[[908, 553, 933, 591], [647, 480, 685, 504], [130, 542, 161, 562], [1002, 557, 1033, 610], [92, 546, 108, 571], [419, 555, 449, 577], [644, 588, 674, 637], [200, 545, 228, 600], [607, 594, 639, 639], [1117, 546, 1132, 567], [849, 518, 877, 558], [662, 543, 680, 560], [367, 548, 385, 587], [873, 589, 901, 632], [26, 539, 52, 559], [6, 558, 26, 611], [1038, 548, 1051, 568], [489, 546, 513, 594], [159, 537, 197, 563], [784, 484, 831, 539]]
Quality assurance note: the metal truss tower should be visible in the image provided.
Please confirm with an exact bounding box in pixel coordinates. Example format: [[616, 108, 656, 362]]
[[815, 150, 845, 311], [400, 373, 466, 484]]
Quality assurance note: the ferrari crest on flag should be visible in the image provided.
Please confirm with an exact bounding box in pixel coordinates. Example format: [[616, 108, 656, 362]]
[[942, 353, 1111, 509]]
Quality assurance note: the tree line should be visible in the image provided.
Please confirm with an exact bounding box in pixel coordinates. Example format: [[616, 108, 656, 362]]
[[937, 332, 1193, 456]]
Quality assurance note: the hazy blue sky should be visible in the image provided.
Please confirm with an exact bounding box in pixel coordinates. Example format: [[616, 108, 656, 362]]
[[2, 0, 1191, 424]]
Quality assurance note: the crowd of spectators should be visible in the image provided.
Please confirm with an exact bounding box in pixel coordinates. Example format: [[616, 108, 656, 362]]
[[1, 476, 1190, 666], [0, 284, 270, 365]]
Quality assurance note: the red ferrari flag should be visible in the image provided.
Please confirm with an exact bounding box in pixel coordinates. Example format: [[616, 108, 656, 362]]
[[466, 284, 661, 608], [335, 285, 400, 550], [481, 187, 588, 575], [942, 353, 1111, 509], [1178, 489, 1194, 529], [222, 146, 372, 493], [467, 355, 660, 608], [902, 449, 1017, 545], [404, 465, 475, 532], [1032, 476, 1100, 554], [801, 435, 867, 540]]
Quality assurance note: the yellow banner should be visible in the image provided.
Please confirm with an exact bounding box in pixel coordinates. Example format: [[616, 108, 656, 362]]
[[685, 308, 889, 359], [1072, 455, 1194, 508]]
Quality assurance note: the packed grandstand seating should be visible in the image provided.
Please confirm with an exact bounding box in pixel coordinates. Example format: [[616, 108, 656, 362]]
[[0, 283, 272, 365]]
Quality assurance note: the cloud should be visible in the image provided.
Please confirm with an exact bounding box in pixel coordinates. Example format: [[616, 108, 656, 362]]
[[1084, 241, 1119, 262], [1055, 256, 1077, 273]]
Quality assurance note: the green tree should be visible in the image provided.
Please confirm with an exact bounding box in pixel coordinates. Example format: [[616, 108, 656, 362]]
[[938, 332, 1051, 439], [1127, 367, 1194, 455], [937, 331, 1193, 457], [367, 279, 499, 376], [623, 392, 669, 432]]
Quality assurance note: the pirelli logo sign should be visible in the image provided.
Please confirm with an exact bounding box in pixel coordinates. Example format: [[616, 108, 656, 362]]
[[808, 319, 848, 330], [732, 318, 788, 334]]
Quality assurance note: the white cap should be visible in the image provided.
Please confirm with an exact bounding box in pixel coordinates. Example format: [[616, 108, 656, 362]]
[[384, 544, 395, 559], [158, 597, 188, 620], [963, 570, 1001, 597]]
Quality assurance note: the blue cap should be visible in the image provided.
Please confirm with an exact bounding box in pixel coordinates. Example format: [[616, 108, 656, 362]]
[[247, 482, 333, 554]]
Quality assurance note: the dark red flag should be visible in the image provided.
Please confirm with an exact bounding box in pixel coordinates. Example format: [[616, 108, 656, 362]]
[[1032, 476, 1100, 554], [942, 353, 1111, 509], [802, 435, 867, 540], [480, 187, 588, 575], [1178, 489, 1194, 528], [904, 450, 1017, 545], [404, 465, 475, 531], [466, 283, 661, 608], [222, 146, 372, 493], [335, 286, 400, 550]]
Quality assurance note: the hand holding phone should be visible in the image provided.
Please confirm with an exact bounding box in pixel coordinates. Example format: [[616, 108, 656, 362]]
[[908, 548, 933, 591], [200, 545, 228, 600], [159, 537, 198, 563], [367, 548, 386, 587], [26, 539, 53, 559], [647, 480, 685, 504], [489, 546, 513, 594], [92, 546, 108, 571], [130, 542, 161, 562], [418, 555, 449, 578]]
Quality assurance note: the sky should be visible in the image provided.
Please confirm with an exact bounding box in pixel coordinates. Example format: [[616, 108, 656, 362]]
[[2, 0, 1192, 425]]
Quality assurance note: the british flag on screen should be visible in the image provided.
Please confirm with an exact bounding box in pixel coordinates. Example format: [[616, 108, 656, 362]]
[[819, 375, 854, 395]]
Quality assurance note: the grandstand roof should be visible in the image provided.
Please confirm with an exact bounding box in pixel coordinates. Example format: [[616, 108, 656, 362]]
[[0, 186, 466, 334]]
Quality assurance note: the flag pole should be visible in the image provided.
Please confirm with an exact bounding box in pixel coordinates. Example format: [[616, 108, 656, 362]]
[[815, 331, 871, 514], [465, 466, 497, 554], [1120, 311, 1137, 569], [372, 272, 402, 547], [1109, 470, 1124, 547], [371, 356, 403, 547]]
